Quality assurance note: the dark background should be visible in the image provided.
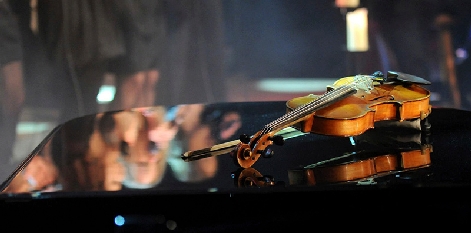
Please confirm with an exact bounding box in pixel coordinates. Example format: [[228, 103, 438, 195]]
[[12, 0, 471, 118]]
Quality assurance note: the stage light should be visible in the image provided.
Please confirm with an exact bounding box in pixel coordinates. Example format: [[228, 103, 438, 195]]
[[256, 78, 337, 93], [335, 0, 359, 8], [346, 8, 369, 52]]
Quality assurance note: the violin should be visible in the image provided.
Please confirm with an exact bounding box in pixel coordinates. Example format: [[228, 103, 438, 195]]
[[233, 71, 433, 168], [232, 73, 382, 168], [288, 144, 432, 185], [286, 74, 432, 137], [181, 126, 306, 162], [182, 71, 432, 169]]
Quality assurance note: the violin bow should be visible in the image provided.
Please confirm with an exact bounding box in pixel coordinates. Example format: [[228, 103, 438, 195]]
[[181, 126, 306, 162], [182, 73, 384, 166]]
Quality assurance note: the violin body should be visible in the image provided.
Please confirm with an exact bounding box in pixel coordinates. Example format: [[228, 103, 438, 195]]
[[286, 82, 432, 137]]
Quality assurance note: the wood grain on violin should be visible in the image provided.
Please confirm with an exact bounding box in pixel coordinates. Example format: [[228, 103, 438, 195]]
[[286, 80, 432, 137], [233, 74, 379, 168], [182, 71, 432, 169]]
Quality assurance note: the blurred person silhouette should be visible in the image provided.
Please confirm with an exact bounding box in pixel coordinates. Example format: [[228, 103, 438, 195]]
[[366, 0, 471, 109], [42, 106, 174, 191], [165, 103, 242, 184], [42, 110, 128, 192], [3, 103, 242, 192], [0, 113, 96, 193], [118, 106, 178, 188], [67, 109, 167, 191], [0, 0, 26, 180], [27, 109, 152, 192], [444, 1, 471, 110], [49, 113, 100, 191], [3, 139, 59, 193], [158, 0, 227, 106], [109, 0, 166, 111], [36, 0, 166, 123], [116, 104, 242, 189], [89, 105, 215, 189], [36, 0, 126, 122], [365, 0, 436, 79]]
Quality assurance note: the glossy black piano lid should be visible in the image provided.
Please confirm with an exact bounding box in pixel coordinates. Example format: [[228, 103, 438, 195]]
[[1, 101, 471, 231], [3, 101, 471, 193]]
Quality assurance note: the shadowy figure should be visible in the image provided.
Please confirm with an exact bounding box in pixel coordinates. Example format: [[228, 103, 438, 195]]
[[0, 0, 26, 180]]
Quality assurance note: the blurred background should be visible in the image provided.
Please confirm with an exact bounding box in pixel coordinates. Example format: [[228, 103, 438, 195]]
[[1, 0, 471, 167], [13, 0, 471, 116]]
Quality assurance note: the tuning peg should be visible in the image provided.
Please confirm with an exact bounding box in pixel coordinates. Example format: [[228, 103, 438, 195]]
[[239, 134, 250, 144], [372, 70, 384, 78], [269, 135, 284, 146], [371, 70, 386, 83], [260, 148, 274, 158]]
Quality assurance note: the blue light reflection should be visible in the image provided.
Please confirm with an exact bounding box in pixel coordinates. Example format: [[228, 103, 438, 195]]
[[114, 215, 125, 226]]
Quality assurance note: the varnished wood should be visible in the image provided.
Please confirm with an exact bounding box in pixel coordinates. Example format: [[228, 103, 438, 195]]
[[286, 83, 432, 137], [302, 145, 432, 185], [233, 75, 377, 168]]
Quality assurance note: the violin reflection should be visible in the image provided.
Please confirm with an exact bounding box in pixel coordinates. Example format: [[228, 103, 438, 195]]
[[288, 119, 432, 186], [231, 167, 280, 188], [3, 103, 242, 193]]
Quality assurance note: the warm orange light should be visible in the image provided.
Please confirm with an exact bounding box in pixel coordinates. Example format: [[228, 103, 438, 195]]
[[335, 0, 359, 8]]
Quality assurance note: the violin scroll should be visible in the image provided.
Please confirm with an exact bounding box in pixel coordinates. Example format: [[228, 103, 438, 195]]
[[182, 71, 432, 170], [232, 168, 277, 187], [232, 131, 284, 168], [232, 73, 386, 168]]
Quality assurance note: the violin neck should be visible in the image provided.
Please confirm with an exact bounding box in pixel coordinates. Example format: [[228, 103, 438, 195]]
[[264, 83, 358, 133]]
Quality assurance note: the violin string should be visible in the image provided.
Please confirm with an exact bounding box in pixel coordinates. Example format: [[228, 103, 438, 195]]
[[262, 84, 357, 134], [260, 75, 373, 135], [262, 88, 341, 133], [267, 75, 374, 132]]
